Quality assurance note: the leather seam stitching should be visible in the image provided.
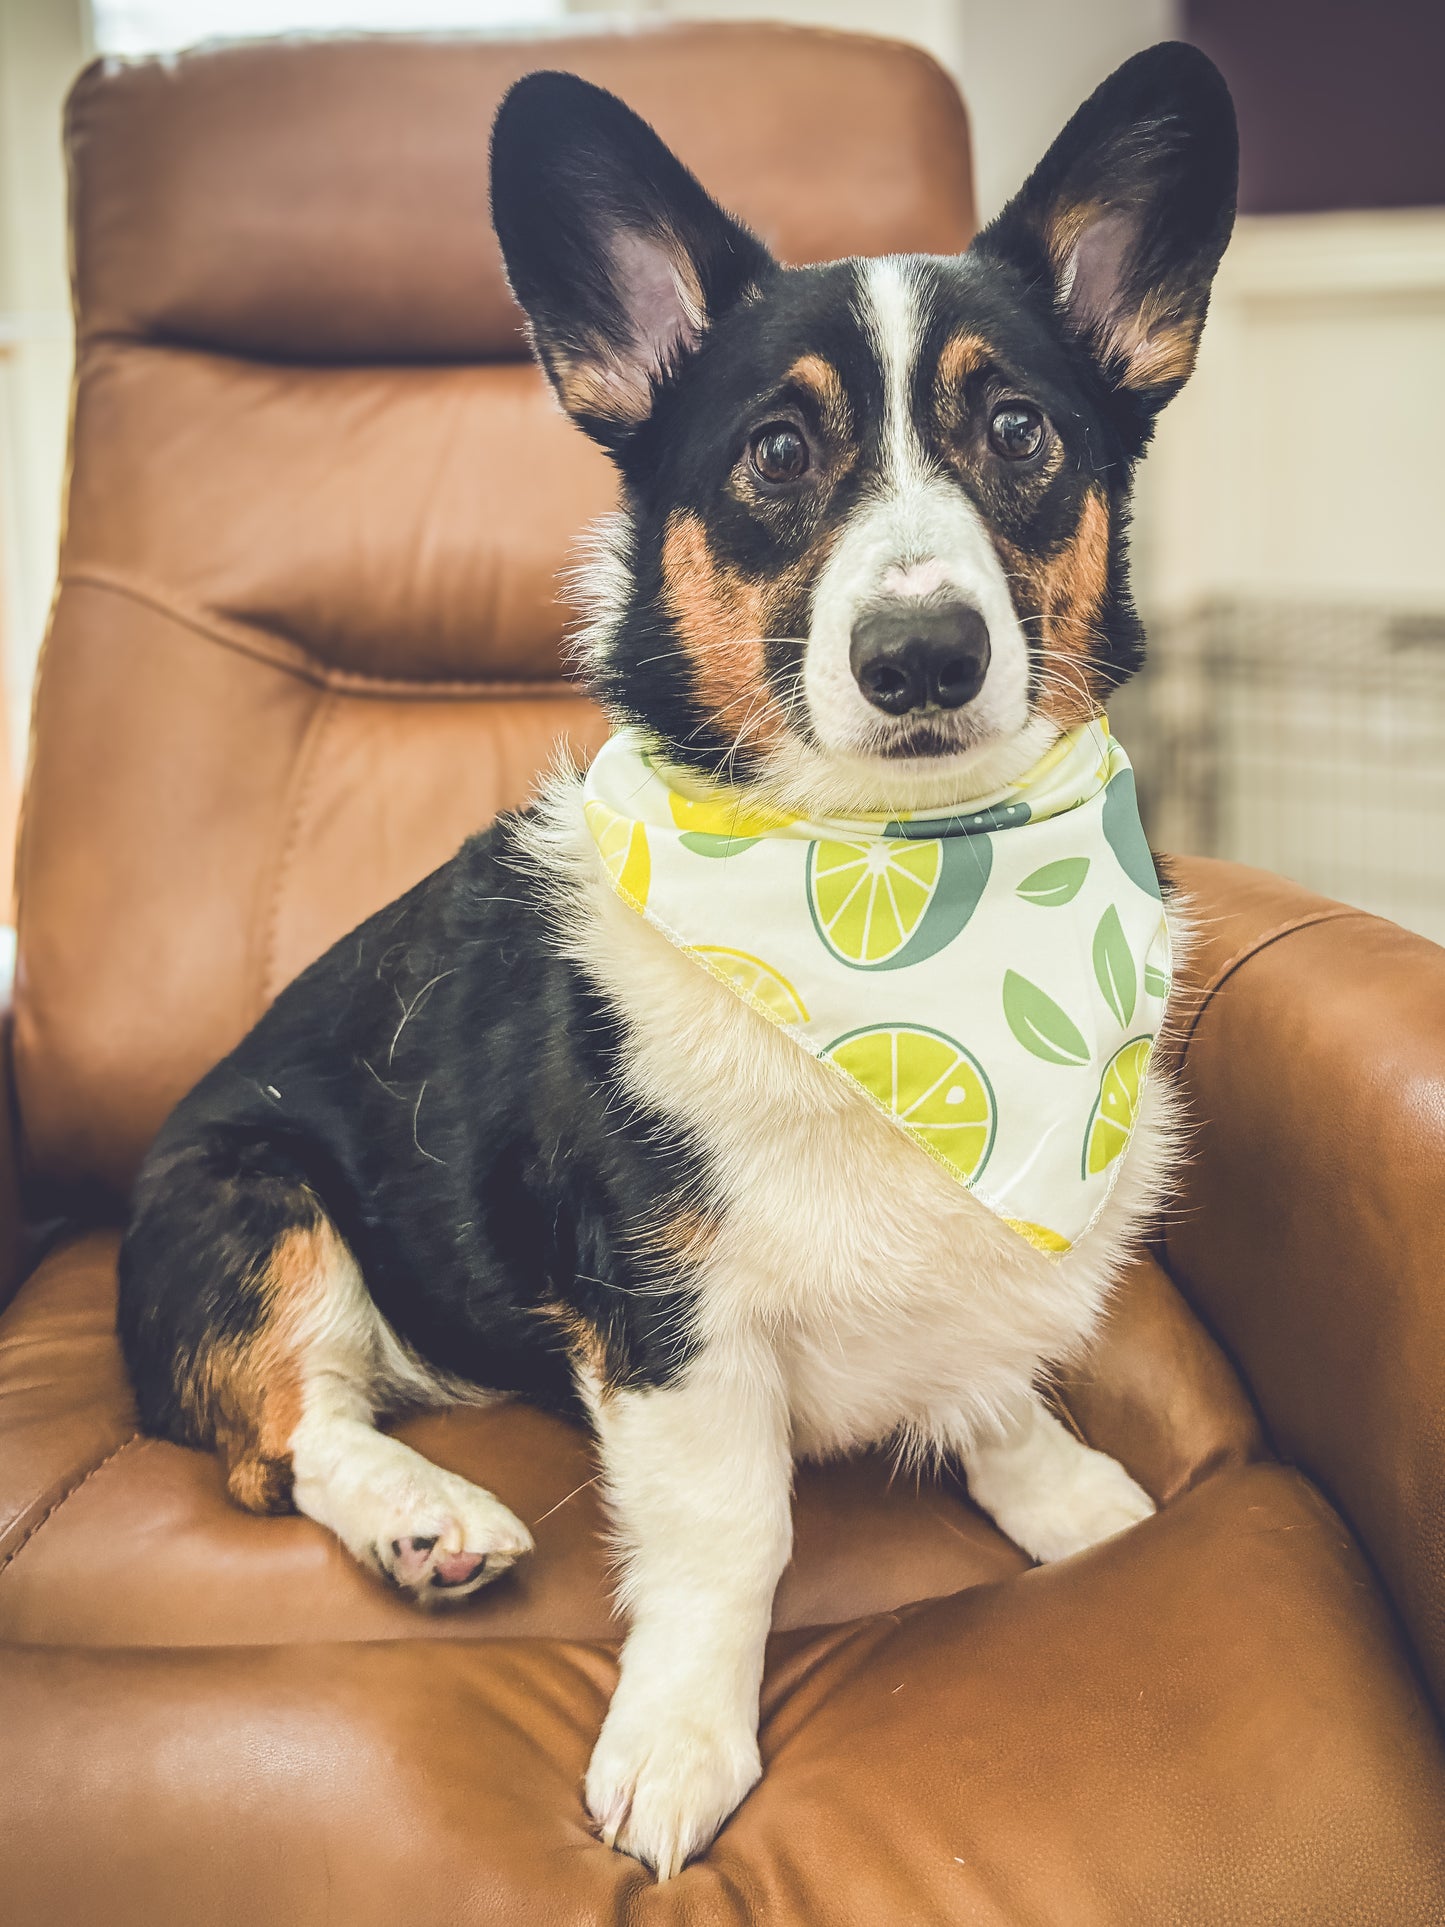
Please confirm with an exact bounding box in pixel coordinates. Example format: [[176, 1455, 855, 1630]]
[[0, 1433, 144, 1581], [58, 568, 580, 700], [1179, 907, 1370, 1055]]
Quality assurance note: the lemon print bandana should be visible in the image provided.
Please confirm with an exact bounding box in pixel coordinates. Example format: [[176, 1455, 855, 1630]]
[[582, 719, 1170, 1258]]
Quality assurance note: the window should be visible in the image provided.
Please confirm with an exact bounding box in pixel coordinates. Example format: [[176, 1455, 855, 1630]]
[[90, 0, 561, 58]]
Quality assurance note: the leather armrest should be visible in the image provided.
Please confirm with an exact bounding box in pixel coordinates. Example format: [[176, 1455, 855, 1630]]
[[1163, 855, 1445, 1710]]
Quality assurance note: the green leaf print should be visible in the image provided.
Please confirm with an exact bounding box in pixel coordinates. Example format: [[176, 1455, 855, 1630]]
[[1101, 768, 1162, 899], [1092, 904, 1137, 1025], [1144, 962, 1171, 998], [1002, 971, 1091, 1067], [1016, 857, 1090, 907], [678, 831, 761, 858]]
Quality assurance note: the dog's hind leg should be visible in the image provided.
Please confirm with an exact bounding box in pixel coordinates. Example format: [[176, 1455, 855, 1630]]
[[118, 1140, 532, 1604]]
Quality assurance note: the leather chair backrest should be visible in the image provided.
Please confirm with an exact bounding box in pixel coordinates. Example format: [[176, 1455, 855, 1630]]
[[15, 24, 974, 1200]]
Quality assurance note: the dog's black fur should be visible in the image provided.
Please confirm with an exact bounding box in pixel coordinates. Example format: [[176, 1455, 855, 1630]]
[[120, 842, 706, 1447]]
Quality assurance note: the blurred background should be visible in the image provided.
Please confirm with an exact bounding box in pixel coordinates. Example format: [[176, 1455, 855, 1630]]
[[1, 0, 1442, 928]]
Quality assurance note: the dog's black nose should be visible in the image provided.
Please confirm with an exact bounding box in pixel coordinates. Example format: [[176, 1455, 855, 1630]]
[[849, 603, 992, 716]]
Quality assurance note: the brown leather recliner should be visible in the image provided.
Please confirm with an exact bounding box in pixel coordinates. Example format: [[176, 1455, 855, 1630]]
[[2, 27, 1443, 1924]]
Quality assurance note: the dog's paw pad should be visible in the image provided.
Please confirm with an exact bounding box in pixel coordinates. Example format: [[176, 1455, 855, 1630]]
[[388, 1535, 493, 1591], [432, 1547, 493, 1588], [370, 1476, 533, 1604], [390, 1534, 439, 1585]]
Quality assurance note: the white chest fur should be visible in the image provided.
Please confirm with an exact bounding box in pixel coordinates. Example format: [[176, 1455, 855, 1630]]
[[520, 775, 1186, 1463]]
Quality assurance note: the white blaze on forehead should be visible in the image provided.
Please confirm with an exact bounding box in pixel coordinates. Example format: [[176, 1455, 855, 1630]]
[[884, 559, 955, 599], [790, 255, 1035, 786], [860, 256, 929, 488]]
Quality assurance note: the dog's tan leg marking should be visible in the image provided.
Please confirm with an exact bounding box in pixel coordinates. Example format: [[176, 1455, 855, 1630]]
[[196, 1212, 532, 1604]]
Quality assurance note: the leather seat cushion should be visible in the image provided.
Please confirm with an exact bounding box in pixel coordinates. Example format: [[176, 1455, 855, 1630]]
[[0, 1233, 1028, 1645], [5, 1459, 1443, 1925]]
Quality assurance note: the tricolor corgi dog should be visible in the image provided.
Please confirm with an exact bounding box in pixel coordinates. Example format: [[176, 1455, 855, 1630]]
[[118, 43, 1237, 1879]]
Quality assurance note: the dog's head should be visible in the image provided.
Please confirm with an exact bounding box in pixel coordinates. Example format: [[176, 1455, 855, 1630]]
[[491, 43, 1236, 813]]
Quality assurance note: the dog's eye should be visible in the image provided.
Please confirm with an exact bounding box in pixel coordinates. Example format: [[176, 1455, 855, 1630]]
[[988, 403, 1046, 462], [749, 423, 810, 485]]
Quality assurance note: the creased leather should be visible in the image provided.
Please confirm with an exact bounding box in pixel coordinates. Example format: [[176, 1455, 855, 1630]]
[[3, 1468, 1444, 1925]]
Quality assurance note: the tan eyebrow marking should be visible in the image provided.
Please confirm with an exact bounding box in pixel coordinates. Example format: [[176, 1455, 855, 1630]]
[[783, 353, 851, 437], [936, 332, 992, 394]]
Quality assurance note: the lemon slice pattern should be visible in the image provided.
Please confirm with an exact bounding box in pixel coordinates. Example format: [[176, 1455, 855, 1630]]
[[667, 790, 798, 837], [583, 799, 651, 910], [693, 947, 809, 1026], [1083, 1036, 1152, 1178], [808, 839, 942, 966], [807, 835, 992, 971], [825, 1024, 996, 1184]]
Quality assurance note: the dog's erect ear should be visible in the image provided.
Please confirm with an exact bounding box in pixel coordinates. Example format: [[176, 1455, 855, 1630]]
[[490, 72, 773, 449], [975, 43, 1237, 409]]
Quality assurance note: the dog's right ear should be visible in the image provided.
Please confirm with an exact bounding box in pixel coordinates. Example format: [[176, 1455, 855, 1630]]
[[973, 43, 1237, 414], [490, 72, 774, 451]]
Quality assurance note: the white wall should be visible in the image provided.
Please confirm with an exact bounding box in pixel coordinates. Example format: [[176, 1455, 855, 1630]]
[[1137, 207, 1445, 617], [956, 0, 1175, 220], [633, 0, 1178, 221], [608, 0, 964, 83]]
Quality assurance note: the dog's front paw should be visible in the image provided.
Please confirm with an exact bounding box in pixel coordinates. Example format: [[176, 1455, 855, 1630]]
[[585, 1698, 761, 1880]]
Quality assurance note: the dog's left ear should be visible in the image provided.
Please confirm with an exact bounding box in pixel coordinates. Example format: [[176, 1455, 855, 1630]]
[[975, 42, 1237, 410], [490, 71, 774, 450]]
